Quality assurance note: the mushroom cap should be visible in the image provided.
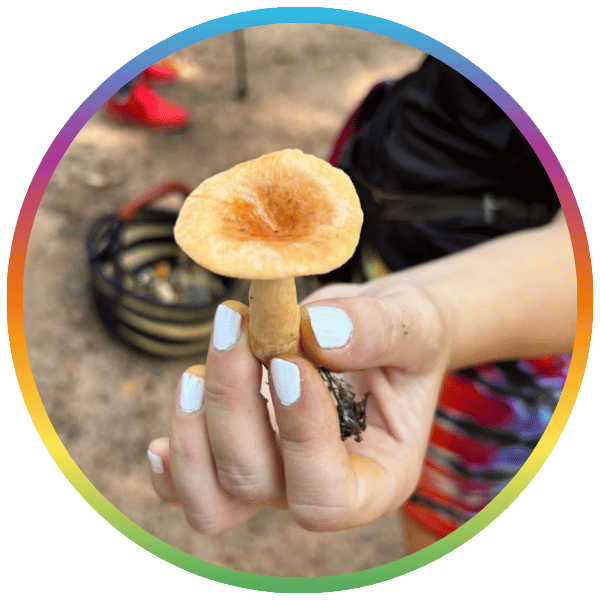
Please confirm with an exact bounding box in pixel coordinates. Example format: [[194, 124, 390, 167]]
[[174, 149, 363, 280]]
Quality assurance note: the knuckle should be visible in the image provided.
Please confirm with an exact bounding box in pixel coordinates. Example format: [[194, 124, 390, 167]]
[[402, 291, 447, 366], [216, 463, 274, 503], [380, 300, 402, 353], [169, 432, 197, 468], [286, 469, 357, 531], [362, 297, 398, 363], [373, 291, 446, 371], [203, 376, 242, 408], [279, 422, 331, 449]]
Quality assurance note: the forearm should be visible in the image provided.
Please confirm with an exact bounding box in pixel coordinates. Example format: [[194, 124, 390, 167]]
[[366, 211, 576, 371]]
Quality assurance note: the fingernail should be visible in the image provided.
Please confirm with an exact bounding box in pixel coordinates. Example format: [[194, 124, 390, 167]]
[[179, 372, 205, 414], [270, 358, 301, 406], [148, 450, 164, 474], [307, 306, 353, 348], [213, 304, 241, 351]]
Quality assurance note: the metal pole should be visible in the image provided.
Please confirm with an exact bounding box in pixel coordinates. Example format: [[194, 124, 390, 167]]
[[232, 29, 248, 100]]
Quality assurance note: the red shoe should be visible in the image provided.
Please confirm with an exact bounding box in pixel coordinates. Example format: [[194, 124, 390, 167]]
[[143, 59, 179, 85], [105, 82, 190, 131]]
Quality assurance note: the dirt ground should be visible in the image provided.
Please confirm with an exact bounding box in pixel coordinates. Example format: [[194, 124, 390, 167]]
[[23, 24, 426, 577]]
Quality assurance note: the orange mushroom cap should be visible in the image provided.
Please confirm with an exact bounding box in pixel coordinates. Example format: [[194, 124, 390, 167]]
[[174, 149, 363, 280]]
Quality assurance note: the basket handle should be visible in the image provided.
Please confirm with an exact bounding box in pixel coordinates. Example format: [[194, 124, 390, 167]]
[[118, 180, 193, 222]]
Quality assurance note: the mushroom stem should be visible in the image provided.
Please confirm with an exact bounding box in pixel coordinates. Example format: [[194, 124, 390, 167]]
[[248, 277, 300, 364]]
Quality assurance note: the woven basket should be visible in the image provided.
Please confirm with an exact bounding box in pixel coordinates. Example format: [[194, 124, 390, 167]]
[[85, 181, 248, 358]]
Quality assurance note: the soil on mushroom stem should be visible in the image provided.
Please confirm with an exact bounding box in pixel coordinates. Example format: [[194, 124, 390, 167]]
[[317, 366, 369, 442]]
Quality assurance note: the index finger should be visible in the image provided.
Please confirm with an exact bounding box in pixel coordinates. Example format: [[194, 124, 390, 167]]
[[267, 356, 399, 531]]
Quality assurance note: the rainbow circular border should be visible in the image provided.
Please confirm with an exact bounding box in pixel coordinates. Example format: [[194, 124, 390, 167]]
[[8, 7, 592, 593]]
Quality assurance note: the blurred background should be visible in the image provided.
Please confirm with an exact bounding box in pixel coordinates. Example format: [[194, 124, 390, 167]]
[[23, 23, 426, 577]]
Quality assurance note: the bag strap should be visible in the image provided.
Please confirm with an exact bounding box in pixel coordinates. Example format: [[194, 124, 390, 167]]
[[118, 180, 192, 222], [346, 167, 553, 226]]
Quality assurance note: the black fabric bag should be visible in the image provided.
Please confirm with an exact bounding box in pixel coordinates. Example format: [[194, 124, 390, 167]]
[[325, 56, 560, 282]]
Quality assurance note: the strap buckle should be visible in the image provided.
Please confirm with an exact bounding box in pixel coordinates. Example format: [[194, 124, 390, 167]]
[[482, 193, 504, 224]]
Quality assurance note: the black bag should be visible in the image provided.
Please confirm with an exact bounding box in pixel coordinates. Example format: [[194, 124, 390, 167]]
[[325, 56, 559, 282]]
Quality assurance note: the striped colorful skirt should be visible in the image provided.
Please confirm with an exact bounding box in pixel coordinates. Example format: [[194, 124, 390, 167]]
[[404, 354, 570, 536]]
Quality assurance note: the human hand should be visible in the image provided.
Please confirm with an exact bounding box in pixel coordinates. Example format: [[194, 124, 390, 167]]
[[147, 280, 451, 535]]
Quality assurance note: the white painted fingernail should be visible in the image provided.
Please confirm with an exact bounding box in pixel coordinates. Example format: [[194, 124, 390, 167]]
[[179, 372, 205, 414], [213, 304, 241, 351], [148, 450, 164, 474], [270, 358, 301, 406], [307, 306, 353, 348]]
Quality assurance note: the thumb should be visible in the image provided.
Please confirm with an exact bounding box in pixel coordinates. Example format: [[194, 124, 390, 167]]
[[300, 290, 447, 373]]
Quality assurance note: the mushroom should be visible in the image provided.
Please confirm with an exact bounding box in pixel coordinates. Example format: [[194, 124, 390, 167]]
[[174, 149, 363, 364]]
